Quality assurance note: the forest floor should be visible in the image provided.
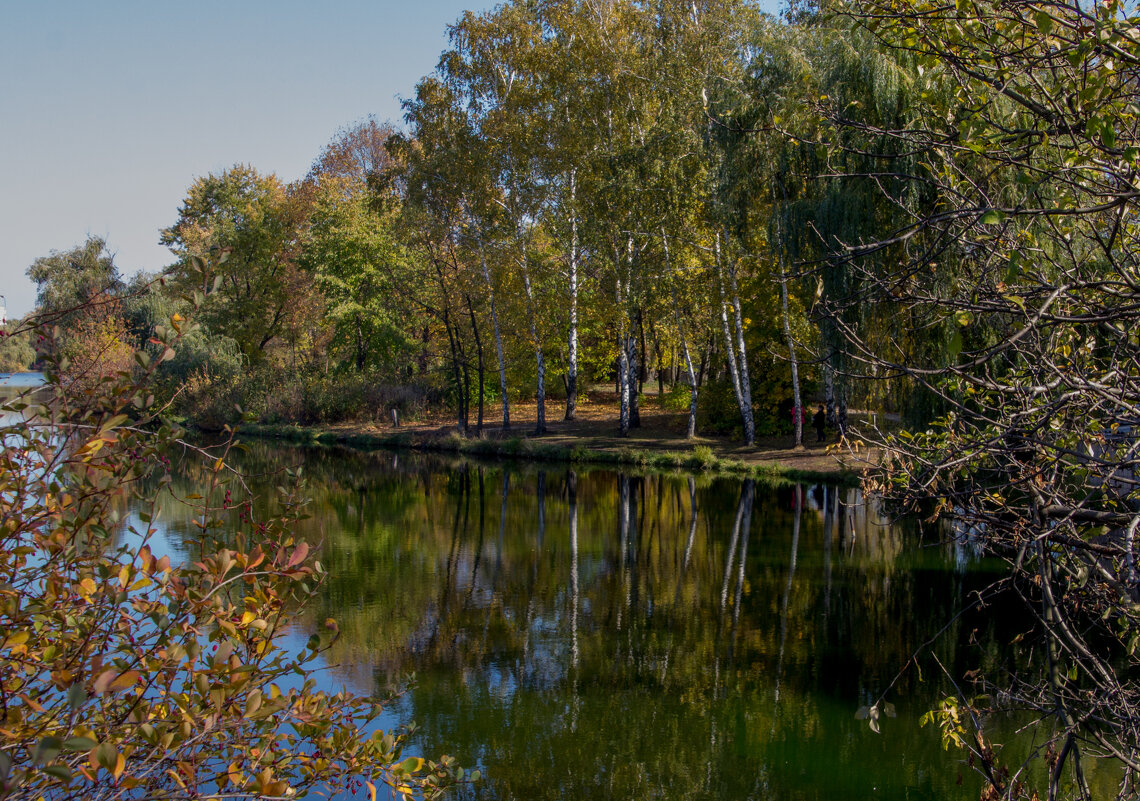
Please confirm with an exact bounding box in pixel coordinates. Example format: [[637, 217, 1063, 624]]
[[301, 388, 882, 480]]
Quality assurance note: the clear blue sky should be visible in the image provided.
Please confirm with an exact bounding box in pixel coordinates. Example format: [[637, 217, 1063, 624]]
[[1, 0, 779, 318]]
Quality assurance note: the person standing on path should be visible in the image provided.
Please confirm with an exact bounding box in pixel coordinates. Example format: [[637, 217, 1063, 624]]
[[813, 404, 827, 443]]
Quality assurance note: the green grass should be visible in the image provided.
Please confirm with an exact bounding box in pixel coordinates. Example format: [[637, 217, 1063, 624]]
[[232, 423, 861, 485]]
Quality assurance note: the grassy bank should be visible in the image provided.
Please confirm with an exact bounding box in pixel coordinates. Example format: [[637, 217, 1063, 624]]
[[232, 422, 864, 485]]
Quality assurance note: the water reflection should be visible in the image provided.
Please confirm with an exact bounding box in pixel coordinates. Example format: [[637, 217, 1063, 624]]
[[153, 442, 1031, 801]]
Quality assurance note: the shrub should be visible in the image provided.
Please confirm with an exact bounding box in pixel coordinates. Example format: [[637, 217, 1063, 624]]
[[175, 368, 436, 430], [0, 314, 465, 799]]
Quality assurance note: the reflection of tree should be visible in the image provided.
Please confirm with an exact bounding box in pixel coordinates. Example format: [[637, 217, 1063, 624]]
[[152, 442, 1049, 799]]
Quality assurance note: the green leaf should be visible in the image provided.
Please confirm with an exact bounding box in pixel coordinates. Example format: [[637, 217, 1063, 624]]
[[63, 736, 98, 752], [1036, 10, 1053, 35], [33, 737, 63, 765], [42, 764, 72, 781], [948, 331, 963, 360], [95, 742, 118, 771], [979, 209, 1005, 225]]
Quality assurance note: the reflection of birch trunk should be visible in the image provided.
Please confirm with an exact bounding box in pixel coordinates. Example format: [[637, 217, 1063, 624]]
[[683, 476, 698, 572], [774, 483, 802, 712], [569, 470, 579, 669], [823, 484, 833, 620], [465, 467, 486, 608], [630, 478, 640, 612], [537, 471, 546, 550], [662, 230, 698, 438], [496, 471, 510, 579], [618, 474, 630, 630], [732, 481, 755, 632], [431, 469, 468, 650], [534, 471, 546, 587], [721, 482, 747, 614], [674, 476, 699, 607]]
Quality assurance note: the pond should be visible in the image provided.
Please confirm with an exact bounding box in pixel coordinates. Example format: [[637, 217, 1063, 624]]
[[148, 440, 1045, 801]]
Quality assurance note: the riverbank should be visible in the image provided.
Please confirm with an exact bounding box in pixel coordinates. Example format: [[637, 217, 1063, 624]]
[[230, 394, 875, 484]]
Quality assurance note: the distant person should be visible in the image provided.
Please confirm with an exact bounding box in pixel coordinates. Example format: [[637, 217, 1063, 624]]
[[813, 404, 827, 442]]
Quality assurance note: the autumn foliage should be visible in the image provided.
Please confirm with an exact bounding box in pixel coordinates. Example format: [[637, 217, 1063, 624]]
[[0, 310, 465, 799]]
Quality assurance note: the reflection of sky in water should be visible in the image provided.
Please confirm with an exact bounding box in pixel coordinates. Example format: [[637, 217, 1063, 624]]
[[0, 372, 46, 428]]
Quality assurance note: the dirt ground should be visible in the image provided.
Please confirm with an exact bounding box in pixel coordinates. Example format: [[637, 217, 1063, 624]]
[[329, 389, 878, 476]]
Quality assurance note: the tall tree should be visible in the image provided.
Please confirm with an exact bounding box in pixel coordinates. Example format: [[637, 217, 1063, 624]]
[[27, 235, 122, 322], [161, 165, 308, 365]]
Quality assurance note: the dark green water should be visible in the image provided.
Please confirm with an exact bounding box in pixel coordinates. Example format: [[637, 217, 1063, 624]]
[[152, 441, 1040, 801]]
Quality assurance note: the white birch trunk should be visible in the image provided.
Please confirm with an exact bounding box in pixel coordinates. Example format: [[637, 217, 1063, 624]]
[[626, 332, 639, 428], [726, 243, 755, 445], [616, 257, 630, 437], [521, 253, 546, 435], [565, 170, 579, 421], [779, 257, 804, 448], [715, 233, 748, 441]]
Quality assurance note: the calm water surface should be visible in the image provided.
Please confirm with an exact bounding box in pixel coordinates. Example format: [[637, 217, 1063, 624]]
[[152, 441, 1036, 801]]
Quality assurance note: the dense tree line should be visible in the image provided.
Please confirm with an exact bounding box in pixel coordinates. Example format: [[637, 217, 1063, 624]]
[[24, 0, 840, 444]]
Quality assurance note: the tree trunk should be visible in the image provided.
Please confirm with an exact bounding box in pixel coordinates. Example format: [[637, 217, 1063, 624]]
[[727, 245, 755, 444], [779, 257, 804, 449], [637, 309, 648, 394], [715, 234, 748, 440], [479, 243, 510, 429], [651, 322, 664, 397], [625, 238, 640, 429], [418, 325, 430, 377], [466, 293, 485, 436], [618, 329, 631, 437], [824, 356, 836, 428], [354, 313, 366, 373], [443, 315, 466, 437], [565, 170, 579, 421], [627, 332, 640, 428], [520, 256, 546, 435]]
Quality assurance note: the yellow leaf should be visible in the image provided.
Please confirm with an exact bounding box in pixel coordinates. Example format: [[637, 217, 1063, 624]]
[[366, 780, 377, 801], [113, 753, 126, 780]]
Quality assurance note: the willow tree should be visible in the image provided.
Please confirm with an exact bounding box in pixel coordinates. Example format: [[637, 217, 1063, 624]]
[[816, 0, 1140, 795]]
